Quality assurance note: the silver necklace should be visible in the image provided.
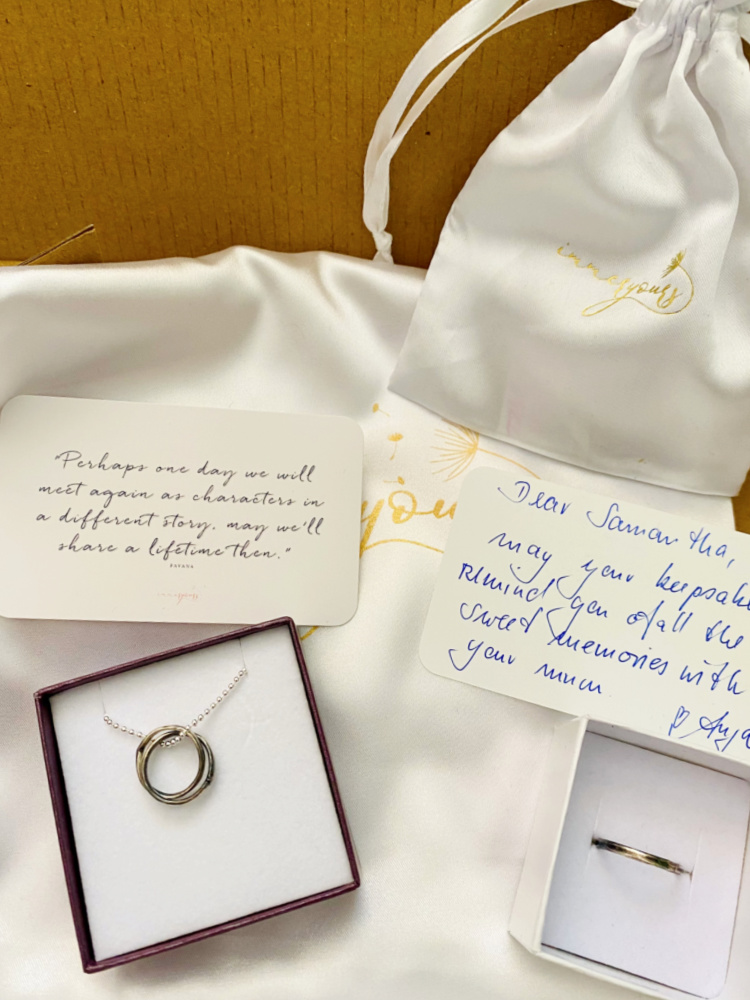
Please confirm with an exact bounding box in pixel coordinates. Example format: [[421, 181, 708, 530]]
[[103, 665, 248, 805]]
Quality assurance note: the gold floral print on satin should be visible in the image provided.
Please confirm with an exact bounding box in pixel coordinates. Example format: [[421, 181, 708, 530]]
[[556, 245, 695, 317], [431, 422, 539, 482]]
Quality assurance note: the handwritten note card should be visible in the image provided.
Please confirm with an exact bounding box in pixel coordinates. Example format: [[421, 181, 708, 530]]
[[0, 396, 363, 625], [421, 468, 750, 766]]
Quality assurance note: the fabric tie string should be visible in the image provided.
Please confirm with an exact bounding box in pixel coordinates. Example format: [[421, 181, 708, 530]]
[[363, 0, 750, 263]]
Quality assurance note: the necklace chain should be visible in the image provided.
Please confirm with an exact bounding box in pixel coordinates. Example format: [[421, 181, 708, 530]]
[[103, 665, 248, 746]]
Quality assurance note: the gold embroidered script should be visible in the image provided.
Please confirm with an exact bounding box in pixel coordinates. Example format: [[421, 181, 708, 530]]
[[556, 245, 695, 317]]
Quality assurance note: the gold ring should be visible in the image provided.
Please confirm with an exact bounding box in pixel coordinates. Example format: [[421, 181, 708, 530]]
[[592, 837, 690, 876], [135, 725, 214, 805]]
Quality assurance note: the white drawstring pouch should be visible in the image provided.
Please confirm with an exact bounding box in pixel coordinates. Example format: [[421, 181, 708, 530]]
[[366, 0, 750, 496]]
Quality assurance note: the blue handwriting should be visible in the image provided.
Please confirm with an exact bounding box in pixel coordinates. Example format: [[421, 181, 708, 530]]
[[688, 527, 735, 568], [708, 660, 745, 695], [485, 536, 552, 584], [496, 480, 570, 516], [448, 639, 516, 672], [668, 705, 750, 754], [486, 531, 521, 554], [732, 582, 750, 611], [586, 501, 678, 546], [545, 612, 669, 676], [626, 599, 692, 641], [655, 563, 731, 613], [534, 663, 602, 694], [675, 660, 743, 694], [458, 556, 612, 652], [705, 619, 744, 650], [458, 563, 556, 604], [459, 601, 543, 635]]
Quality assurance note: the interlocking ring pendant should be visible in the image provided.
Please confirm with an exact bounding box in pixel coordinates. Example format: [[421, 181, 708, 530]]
[[135, 726, 215, 805]]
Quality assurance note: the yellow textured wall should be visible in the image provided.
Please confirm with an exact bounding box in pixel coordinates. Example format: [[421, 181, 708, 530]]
[[2, 0, 629, 266]]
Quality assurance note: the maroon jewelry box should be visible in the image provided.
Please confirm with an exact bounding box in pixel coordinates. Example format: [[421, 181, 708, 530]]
[[35, 617, 359, 973]]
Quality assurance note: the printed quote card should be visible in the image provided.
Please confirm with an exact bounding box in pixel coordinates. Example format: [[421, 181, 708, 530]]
[[421, 467, 750, 766], [0, 396, 363, 625]]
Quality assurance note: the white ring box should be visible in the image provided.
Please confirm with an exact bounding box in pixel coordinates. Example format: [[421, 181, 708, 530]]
[[35, 618, 359, 972], [415, 467, 750, 998], [510, 717, 750, 999]]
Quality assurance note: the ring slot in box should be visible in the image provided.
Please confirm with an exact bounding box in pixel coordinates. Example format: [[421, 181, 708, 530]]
[[35, 618, 359, 972], [510, 718, 750, 999]]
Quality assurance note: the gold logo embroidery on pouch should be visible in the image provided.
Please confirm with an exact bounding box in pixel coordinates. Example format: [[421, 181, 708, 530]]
[[556, 245, 695, 317]]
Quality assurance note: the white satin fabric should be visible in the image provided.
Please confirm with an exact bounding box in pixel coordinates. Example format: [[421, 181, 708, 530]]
[[0, 247, 734, 999], [377, 0, 750, 496]]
